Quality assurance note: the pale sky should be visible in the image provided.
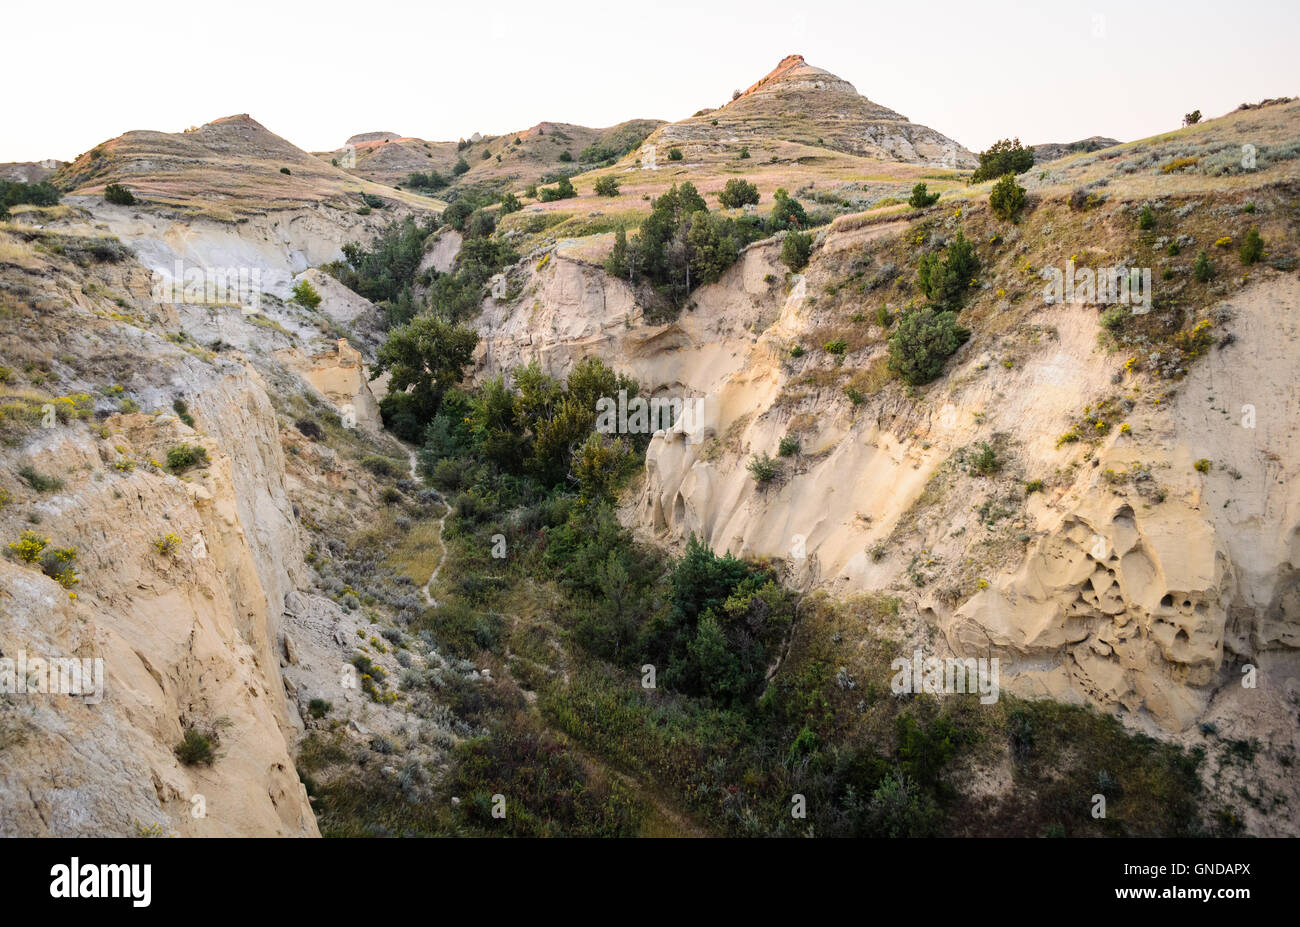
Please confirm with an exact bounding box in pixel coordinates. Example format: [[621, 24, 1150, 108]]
[[3, 0, 1296, 164]]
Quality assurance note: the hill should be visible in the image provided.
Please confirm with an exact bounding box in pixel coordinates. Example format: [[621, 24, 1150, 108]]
[[53, 115, 439, 219]]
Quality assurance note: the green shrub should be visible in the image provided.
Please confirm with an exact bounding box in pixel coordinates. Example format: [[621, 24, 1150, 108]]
[[280, 167, 291, 175], [971, 138, 1034, 183], [18, 465, 64, 493], [361, 455, 401, 478], [717, 179, 760, 209], [1138, 205, 1156, 230], [917, 230, 980, 309], [175, 727, 215, 766], [747, 453, 777, 483], [781, 230, 814, 271], [887, 308, 971, 385], [668, 148, 683, 161], [1193, 250, 1214, 282], [824, 338, 848, 355], [908, 182, 940, 208], [1194, 458, 1211, 473], [1025, 479, 1044, 494], [172, 398, 195, 427], [538, 177, 577, 202], [166, 443, 209, 472], [558, 151, 573, 162], [969, 443, 1000, 476], [291, 279, 322, 310], [1239, 226, 1264, 265], [452, 157, 470, 176], [989, 173, 1027, 221], [778, 435, 800, 457], [739, 146, 750, 159], [308, 698, 332, 719], [593, 176, 620, 197], [104, 183, 136, 206]]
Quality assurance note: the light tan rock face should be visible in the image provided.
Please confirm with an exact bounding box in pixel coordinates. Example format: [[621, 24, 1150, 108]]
[[478, 220, 1300, 738], [948, 277, 1300, 731], [0, 365, 316, 836], [474, 242, 786, 398], [275, 339, 383, 434]]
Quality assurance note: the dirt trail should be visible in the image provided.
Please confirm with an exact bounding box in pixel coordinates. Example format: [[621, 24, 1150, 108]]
[[407, 447, 449, 607]]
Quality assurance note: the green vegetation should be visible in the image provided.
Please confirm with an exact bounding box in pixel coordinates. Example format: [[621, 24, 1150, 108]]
[[717, 179, 760, 209], [103, 183, 136, 205], [971, 138, 1034, 183], [778, 435, 800, 457], [166, 443, 209, 472], [538, 176, 577, 201], [1138, 205, 1156, 230], [1193, 250, 1214, 282], [1239, 226, 1264, 265], [747, 453, 778, 484], [291, 279, 322, 310], [593, 176, 621, 197], [917, 230, 980, 309], [668, 147, 683, 161], [175, 727, 215, 766], [908, 182, 940, 208], [18, 465, 64, 493], [988, 174, 1026, 221], [1, 180, 61, 210], [781, 230, 813, 271], [172, 398, 195, 427], [887, 307, 970, 386], [371, 315, 479, 442], [406, 170, 449, 190]]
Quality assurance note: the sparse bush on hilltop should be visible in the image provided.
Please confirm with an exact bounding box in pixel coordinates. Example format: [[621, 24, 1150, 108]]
[[887, 307, 971, 385], [1183, 109, 1202, 126], [971, 138, 1034, 183]]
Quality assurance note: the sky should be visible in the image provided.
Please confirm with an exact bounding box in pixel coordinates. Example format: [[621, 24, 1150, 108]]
[[3, 0, 1296, 163]]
